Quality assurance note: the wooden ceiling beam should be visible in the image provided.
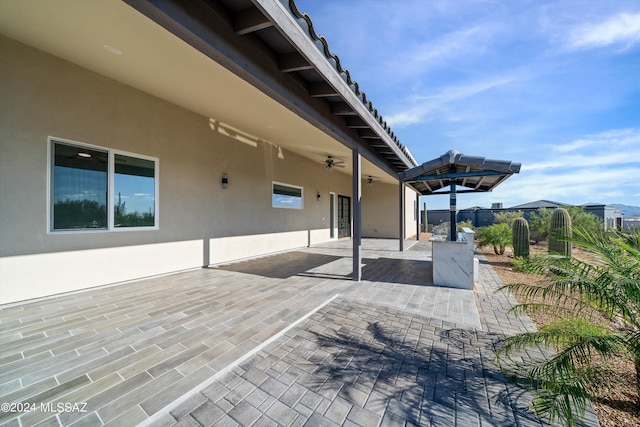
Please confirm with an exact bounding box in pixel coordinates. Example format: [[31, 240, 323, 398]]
[[345, 117, 369, 128], [278, 52, 313, 72], [308, 81, 338, 97], [358, 128, 380, 139], [330, 102, 357, 115], [234, 7, 272, 35]]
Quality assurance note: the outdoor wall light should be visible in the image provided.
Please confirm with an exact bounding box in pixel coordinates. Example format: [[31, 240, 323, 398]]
[[317, 192, 321, 201], [367, 176, 374, 186], [221, 173, 228, 189]]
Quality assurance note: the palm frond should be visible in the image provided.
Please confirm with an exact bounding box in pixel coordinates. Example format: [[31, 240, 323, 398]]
[[531, 377, 591, 427], [498, 329, 623, 426], [495, 226, 640, 426], [507, 302, 582, 319], [626, 330, 640, 360], [498, 329, 623, 362], [514, 239, 639, 324], [500, 281, 596, 317]]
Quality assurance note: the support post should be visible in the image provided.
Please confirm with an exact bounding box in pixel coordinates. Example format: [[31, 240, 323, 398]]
[[449, 180, 457, 241], [416, 194, 420, 240], [352, 148, 362, 281], [423, 202, 427, 233], [399, 180, 405, 251]]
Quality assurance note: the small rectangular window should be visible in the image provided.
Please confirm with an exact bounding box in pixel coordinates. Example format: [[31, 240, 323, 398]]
[[49, 138, 158, 232], [272, 182, 303, 209]]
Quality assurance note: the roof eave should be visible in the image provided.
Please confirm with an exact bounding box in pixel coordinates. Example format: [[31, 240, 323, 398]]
[[257, 0, 417, 169]]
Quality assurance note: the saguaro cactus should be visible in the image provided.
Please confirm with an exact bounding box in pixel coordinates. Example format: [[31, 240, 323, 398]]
[[548, 208, 572, 256], [512, 217, 530, 258]]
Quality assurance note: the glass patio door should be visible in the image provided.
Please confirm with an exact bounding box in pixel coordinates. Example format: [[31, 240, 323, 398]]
[[337, 195, 351, 238]]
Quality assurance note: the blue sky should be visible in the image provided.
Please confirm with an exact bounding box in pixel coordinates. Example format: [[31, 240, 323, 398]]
[[295, 0, 640, 210]]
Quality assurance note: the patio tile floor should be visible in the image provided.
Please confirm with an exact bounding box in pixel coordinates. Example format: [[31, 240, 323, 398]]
[[0, 239, 599, 426]]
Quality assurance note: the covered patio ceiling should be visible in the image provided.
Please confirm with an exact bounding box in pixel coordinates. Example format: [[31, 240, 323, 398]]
[[0, 0, 417, 185]]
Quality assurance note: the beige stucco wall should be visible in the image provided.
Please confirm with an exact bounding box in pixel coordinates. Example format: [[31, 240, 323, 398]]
[[0, 36, 414, 304], [362, 182, 419, 239], [405, 186, 421, 239]]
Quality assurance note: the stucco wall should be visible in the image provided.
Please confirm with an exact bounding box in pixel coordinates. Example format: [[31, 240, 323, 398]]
[[0, 36, 366, 303], [361, 183, 418, 239]]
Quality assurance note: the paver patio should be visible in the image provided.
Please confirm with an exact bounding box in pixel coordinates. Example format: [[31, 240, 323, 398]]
[[0, 239, 599, 426]]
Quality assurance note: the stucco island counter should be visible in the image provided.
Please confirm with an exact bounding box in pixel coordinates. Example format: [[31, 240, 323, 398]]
[[430, 227, 478, 289]]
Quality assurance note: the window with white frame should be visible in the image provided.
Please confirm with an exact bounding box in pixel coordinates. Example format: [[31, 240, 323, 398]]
[[49, 138, 158, 231], [272, 182, 303, 209]]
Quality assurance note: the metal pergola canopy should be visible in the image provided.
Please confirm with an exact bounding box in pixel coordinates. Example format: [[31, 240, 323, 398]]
[[400, 150, 521, 195], [399, 150, 521, 241]]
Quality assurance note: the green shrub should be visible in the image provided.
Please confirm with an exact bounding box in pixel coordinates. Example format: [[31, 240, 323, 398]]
[[476, 223, 511, 255], [565, 206, 604, 235], [511, 255, 537, 272], [457, 220, 474, 231], [530, 208, 553, 242], [494, 210, 524, 227], [540, 317, 608, 344], [529, 207, 603, 243]]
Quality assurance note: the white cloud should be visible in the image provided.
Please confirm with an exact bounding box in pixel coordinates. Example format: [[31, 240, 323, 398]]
[[525, 151, 640, 171], [567, 12, 640, 51], [389, 26, 493, 77], [490, 166, 640, 206], [553, 128, 640, 153], [480, 128, 640, 207], [386, 76, 518, 127], [525, 128, 640, 171]]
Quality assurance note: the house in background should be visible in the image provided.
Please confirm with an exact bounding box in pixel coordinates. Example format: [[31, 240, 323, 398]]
[[426, 199, 624, 230], [0, 0, 423, 304], [509, 201, 624, 231], [624, 217, 640, 231]]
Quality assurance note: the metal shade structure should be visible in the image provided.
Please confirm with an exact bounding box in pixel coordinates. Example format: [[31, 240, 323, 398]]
[[399, 150, 521, 241]]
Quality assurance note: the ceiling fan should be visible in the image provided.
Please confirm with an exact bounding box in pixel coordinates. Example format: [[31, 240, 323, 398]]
[[324, 155, 345, 171], [365, 175, 380, 186]]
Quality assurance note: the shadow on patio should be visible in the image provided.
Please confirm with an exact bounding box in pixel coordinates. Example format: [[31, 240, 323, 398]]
[[216, 238, 433, 284], [0, 239, 491, 426], [302, 300, 542, 426], [217, 252, 345, 279], [361, 258, 433, 286], [216, 250, 434, 287]]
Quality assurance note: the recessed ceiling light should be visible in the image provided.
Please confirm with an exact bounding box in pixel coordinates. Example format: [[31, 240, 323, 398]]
[[78, 152, 92, 158], [103, 44, 123, 55]]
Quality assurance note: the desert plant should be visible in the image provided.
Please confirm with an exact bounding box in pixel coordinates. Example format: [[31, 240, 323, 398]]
[[494, 210, 524, 227], [512, 217, 530, 258], [511, 255, 535, 272], [530, 207, 603, 244], [564, 206, 604, 235], [549, 208, 572, 256], [457, 219, 474, 231], [476, 223, 511, 255], [497, 228, 640, 426], [530, 208, 553, 242]]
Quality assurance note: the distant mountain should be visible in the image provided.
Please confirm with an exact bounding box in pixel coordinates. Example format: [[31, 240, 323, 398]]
[[612, 204, 640, 217]]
